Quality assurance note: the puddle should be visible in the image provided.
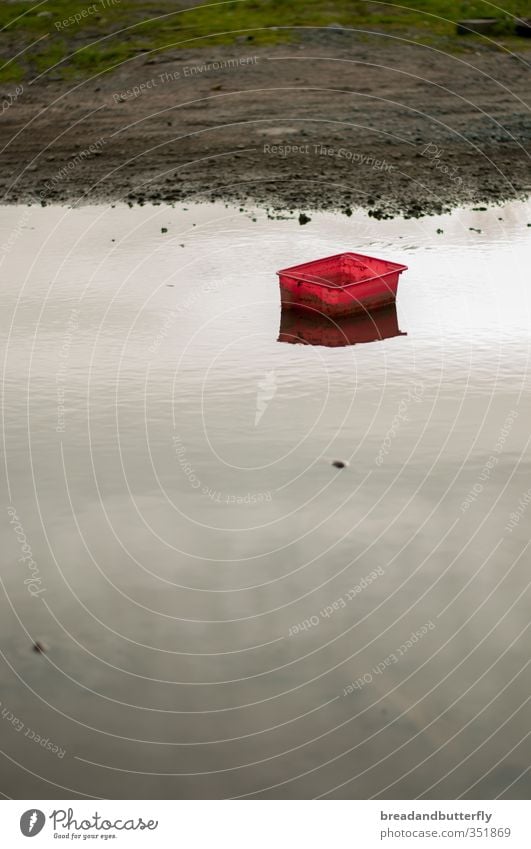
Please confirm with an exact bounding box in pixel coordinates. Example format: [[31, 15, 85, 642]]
[[1, 200, 531, 799]]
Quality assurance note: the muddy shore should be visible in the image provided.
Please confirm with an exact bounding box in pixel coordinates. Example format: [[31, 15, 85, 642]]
[[1, 34, 530, 218]]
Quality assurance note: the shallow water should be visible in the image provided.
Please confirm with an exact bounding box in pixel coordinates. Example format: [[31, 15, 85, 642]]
[[1, 200, 530, 799]]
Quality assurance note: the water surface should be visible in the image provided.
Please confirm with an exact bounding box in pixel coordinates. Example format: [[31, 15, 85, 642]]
[[1, 200, 530, 799]]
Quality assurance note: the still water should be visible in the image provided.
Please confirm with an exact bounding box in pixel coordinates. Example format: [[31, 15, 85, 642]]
[[1, 201, 530, 799]]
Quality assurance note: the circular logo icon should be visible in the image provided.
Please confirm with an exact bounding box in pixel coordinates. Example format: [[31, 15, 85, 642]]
[[20, 810, 45, 837]]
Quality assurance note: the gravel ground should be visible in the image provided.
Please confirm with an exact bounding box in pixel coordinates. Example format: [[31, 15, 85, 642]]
[[1, 32, 530, 217]]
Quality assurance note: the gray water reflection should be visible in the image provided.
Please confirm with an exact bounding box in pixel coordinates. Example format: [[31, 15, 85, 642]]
[[1, 201, 530, 799]]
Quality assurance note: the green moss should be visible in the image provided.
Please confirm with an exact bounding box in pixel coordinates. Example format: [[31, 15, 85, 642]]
[[0, 0, 528, 83]]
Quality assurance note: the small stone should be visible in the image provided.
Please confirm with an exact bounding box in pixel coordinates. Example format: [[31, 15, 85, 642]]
[[298, 213, 311, 225], [332, 460, 348, 469], [161, 227, 168, 233], [436, 228, 443, 234]]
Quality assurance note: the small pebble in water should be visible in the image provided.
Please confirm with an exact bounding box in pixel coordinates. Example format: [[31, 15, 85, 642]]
[[32, 641, 47, 654], [161, 227, 168, 233], [332, 460, 348, 469]]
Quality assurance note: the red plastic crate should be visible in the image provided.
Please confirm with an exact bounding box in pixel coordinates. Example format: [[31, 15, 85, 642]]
[[277, 251, 408, 317], [278, 303, 406, 347]]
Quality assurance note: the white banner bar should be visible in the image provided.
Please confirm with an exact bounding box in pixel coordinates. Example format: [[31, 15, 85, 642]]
[[1, 800, 527, 847]]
